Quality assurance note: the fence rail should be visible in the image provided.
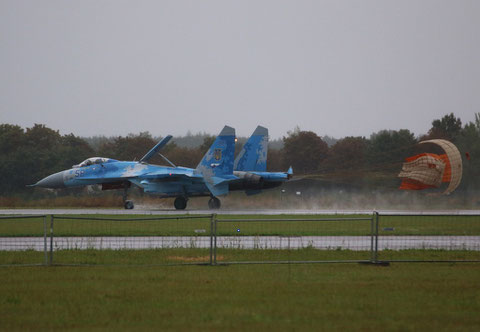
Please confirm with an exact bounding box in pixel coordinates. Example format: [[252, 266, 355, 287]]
[[0, 212, 479, 266]]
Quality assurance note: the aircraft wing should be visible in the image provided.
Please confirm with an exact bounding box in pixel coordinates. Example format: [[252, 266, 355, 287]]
[[140, 168, 238, 197]]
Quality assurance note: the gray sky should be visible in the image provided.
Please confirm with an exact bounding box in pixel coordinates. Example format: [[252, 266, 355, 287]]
[[1, 0, 479, 139]]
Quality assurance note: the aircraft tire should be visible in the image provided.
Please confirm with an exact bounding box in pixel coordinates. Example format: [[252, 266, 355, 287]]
[[174, 196, 187, 210], [208, 197, 221, 209], [124, 200, 134, 210]]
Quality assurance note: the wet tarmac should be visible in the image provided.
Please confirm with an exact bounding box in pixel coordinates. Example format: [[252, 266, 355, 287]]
[[1, 208, 480, 215], [1, 235, 479, 251]]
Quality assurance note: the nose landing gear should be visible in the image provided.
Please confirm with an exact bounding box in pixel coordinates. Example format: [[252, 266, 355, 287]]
[[123, 182, 134, 209]]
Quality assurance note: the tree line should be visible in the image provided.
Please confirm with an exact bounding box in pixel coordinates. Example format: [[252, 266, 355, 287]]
[[0, 112, 478, 196]]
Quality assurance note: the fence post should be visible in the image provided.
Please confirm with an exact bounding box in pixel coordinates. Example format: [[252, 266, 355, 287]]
[[209, 214, 215, 266], [374, 211, 379, 263], [370, 213, 375, 263], [43, 215, 48, 266], [213, 214, 217, 265], [49, 215, 54, 266]]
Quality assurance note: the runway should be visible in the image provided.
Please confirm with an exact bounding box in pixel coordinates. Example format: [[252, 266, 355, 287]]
[[1, 208, 480, 215], [2, 235, 479, 251], [0, 208, 378, 215]]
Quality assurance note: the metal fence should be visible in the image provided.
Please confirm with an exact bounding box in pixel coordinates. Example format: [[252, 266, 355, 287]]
[[0, 215, 48, 266], [213, 215, 375, 264], [1, 212, 479, 266], [376, 212, 480, 263], [49, 214, 214, 266]]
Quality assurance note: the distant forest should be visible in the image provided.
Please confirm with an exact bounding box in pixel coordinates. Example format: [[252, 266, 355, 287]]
[[0, 112, 479, 196]]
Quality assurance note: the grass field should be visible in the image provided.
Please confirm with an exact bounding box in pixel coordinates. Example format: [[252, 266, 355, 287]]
[[1, 213, 480, 330], [1, 259, 479, 330], [1, 213, 480, 236], [2, 248, 480, 266]]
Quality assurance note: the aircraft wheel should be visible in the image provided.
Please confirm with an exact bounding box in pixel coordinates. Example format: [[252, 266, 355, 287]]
[[208, 197, 221, 209], [124, 200, 134, 210], [174, 196, 187, 210]]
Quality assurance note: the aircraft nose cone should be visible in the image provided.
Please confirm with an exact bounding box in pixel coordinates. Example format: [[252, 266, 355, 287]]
[[35, 171, 66, 189]]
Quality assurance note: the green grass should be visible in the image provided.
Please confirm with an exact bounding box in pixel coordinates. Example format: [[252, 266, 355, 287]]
[[1, 213, 479, 236], [1, 258, 479, 330], [2, 248, 480, 266]]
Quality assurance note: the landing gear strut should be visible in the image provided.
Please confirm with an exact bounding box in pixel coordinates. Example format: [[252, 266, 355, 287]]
[[123, 182, 134, 209], [174, 196, 188, 210], [208, 197, 221, 209]]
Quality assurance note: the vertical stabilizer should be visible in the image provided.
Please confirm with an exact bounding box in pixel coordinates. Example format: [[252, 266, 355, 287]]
[[234, 125, 268, 172], [197, 126, 236, 196]]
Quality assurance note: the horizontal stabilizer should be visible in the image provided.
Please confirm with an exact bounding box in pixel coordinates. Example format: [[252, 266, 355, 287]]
[[212, 174, 237, 186], [205, 181, 229, 197], [205, 175, 238, 196], [287, 166, 293, 177]]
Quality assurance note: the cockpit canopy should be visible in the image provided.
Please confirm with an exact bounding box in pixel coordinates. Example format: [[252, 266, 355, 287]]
[[73, 157, 118, 168]]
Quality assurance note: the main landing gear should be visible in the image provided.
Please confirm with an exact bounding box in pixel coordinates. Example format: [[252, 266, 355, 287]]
[[124, 200, 134, 210], [174, 196, 188, 210], [173, 196, 220, 210], [208, 197, 221, 209]]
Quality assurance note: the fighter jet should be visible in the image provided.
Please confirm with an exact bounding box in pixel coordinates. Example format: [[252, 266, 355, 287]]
[[31, 125, 292, 210]]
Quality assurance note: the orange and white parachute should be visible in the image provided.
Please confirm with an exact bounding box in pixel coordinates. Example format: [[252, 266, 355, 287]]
[[398, 139, 462, 194]]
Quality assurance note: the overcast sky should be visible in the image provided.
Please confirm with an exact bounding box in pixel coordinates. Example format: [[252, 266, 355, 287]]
[[1, 1, 479, 139]]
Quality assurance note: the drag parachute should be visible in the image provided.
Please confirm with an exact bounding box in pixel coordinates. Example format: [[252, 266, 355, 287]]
[[398, 139, 462, 195]]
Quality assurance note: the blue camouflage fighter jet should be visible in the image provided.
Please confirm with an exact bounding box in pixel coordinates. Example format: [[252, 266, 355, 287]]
[[32, 125, 292, 210]]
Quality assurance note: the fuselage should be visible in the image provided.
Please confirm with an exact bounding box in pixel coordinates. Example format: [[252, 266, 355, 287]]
[[34, 158, 288, 198]]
